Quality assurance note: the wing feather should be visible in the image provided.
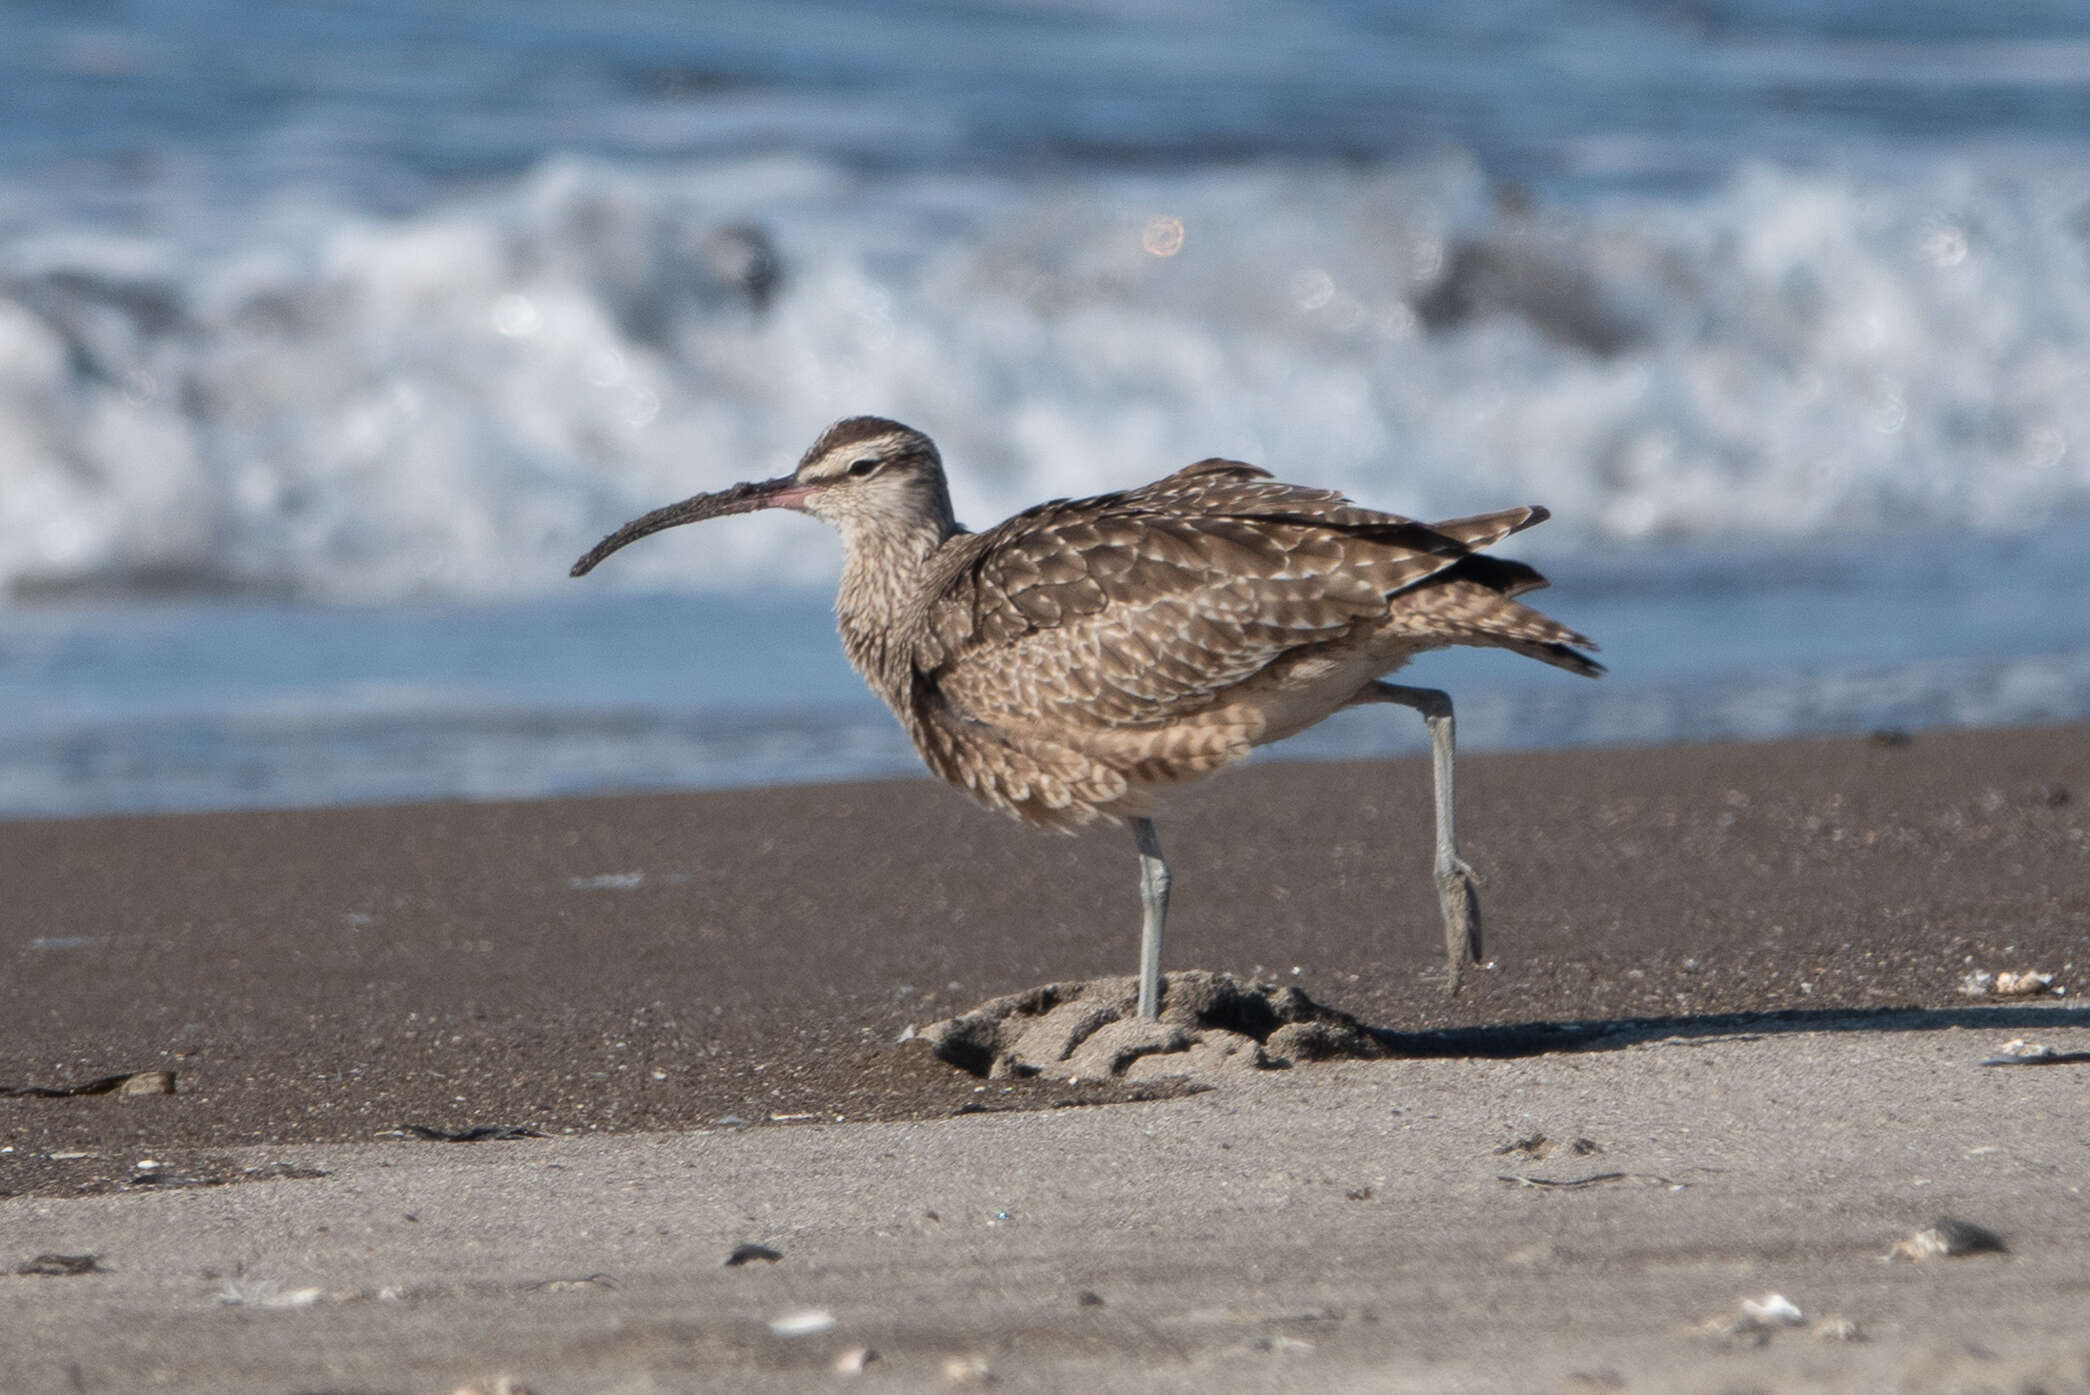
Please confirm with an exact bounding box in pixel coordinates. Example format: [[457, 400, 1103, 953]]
[[912, 464, 1496, 736]]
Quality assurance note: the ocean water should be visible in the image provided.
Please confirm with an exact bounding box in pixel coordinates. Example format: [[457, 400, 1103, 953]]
[[3, 1, 2088, 817]]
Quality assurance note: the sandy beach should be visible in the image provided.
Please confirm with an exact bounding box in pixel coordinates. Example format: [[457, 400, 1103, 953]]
[[3, 724, 2087, 1392], [11, 1, 2090, 1389]]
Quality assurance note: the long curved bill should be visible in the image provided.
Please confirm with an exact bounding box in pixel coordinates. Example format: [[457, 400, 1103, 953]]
[[570, 475, 811, 577]]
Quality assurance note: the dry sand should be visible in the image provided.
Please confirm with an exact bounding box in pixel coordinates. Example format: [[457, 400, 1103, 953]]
[[3, 724, 2088, 1392]]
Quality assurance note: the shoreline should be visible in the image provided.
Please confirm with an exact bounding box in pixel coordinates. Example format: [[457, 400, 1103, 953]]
[[3, 722, 2087, 1390], [5, 721, 2082, 1160]]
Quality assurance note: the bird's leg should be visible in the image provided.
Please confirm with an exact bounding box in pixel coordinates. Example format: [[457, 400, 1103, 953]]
[[1131, 816, 1170, 1019], [1353, 681, 1483, 995]]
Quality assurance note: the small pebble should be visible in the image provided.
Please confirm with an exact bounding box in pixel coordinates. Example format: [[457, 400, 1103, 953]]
[[1694, 1292, 1805, 1344], [263, 1286, 324, 1309], [833, 1346, 878, 1376], [768, 1308, 837, 1338], [1739, 1293, 1804, 1327], [1254, 1334, 1316, 1354], [1889, 1217, 2008, 1261], [16, 1254, 102, 1277], [452, 1380, 536, 1395], [722, 1243, 782, 1267], [1961, 969, 2059, 998], [942, 1354, 993, 1385]]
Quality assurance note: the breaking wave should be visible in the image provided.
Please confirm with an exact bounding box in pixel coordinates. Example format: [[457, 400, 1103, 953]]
[[4, 151, 2089, 602]]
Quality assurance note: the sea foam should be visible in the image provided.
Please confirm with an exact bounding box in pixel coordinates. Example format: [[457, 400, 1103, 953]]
[[2, 152, 2088, 603]]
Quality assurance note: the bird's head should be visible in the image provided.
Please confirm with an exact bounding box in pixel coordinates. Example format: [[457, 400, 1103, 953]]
[[570, 416, 955, 578]]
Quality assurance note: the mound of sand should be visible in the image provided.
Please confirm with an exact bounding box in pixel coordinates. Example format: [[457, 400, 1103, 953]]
[[922, 970, 1391, 1080]]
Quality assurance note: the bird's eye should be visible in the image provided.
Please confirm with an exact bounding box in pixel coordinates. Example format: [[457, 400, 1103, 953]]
[[847, 458, 879, 477]]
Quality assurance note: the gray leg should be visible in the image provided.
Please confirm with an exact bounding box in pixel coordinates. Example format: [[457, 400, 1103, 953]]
[[1132, 816, 1170, 1019], [1351, 682, 1483, 994]]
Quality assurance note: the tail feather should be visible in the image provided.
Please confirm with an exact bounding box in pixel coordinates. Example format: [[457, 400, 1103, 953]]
[[1427, 505, 1550, 552], [1464, 595, 1603, 677], [1436, 552, 1550, 598], [1496, 634, 1606, 678], [1377, 504, 1600, 677], [1397, 579, 1603, 677]]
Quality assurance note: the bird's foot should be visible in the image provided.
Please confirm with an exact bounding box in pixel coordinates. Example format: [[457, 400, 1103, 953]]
[[1435, 857, 1484, 998]]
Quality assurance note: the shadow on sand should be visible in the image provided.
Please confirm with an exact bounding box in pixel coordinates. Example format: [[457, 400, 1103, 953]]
[[1379, 1003, 2090, 1061]]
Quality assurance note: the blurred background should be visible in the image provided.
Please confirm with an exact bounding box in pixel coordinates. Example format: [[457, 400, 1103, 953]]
[[2, 0, 2088, 817]]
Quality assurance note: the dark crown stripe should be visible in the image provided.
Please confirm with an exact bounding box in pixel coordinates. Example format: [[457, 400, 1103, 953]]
[[805, 415, 910, 462]]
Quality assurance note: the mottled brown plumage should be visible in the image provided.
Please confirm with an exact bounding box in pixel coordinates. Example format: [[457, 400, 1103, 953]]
[[572, 415, 1601, 1015]]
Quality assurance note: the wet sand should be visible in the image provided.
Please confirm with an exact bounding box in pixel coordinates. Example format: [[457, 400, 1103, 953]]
[[3, 724, 2088, 1391]]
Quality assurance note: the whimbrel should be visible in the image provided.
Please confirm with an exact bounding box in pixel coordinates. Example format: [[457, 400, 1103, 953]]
[[572, 417, 1601, 1019]]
